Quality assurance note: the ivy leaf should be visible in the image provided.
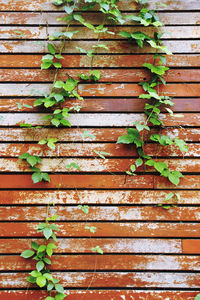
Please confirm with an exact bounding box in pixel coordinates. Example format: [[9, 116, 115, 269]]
[[194, 295, 200, 300], [165, 192, 174, 201], [117, 134, 134, 144], [154, 162, 168, 173], [36, 275, 47, 288], [168, 171, 183, 186], [174, 139, 188, 153], [78, 205, 89, 214], [55, 294, 67, 300], [31, 241, 39, 251], [36, 261, 45, 272], [43, 228, 53, 240], [30, 270, 42, 277], [47, 283, 54, 292], [55, 284, 65, 294], [66, 162, 80, 170], [85, 226, 96, 233], [94, 150, 110, 159], [45, 296, 55, 300], [118, 31, 132, 39], [143, 63, 169, 75], [48, 43, 56, 55], [135, 158, 143, 167], [92, 246, 103, 254], [21, 249, 35, 258], [32, 172, 43, 184]]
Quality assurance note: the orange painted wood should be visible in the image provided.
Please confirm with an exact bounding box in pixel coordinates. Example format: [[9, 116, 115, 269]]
[[0, 190, 199, 205], [1, 206, 200, 221], [1, 0, 199, 11], [0, 174, 154, 189], [0, 290, 199, 300], [1, 254, 200, 271], [0, 143, 198, 157], [0, 222, 200, 238], [0, 128, 198, 142], [155, 175, 200, 189], [0, 98, 200, 113], [1, 26, 199, 39], [0, 54, 199, 68], [1, 12, 199, 25], [2, 158, 200, 173], [2, 69, 200, 83], [1, 40, 200, 53], [0, 238, 182, 254], [182, 240, 200, 254], [1, 83, 200, 98], [0, 272, 200, 288]]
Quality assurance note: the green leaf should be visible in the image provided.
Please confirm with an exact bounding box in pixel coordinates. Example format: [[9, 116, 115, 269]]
[[36, 275, 47, 288], [94, 150, 110, 159], [135, 158, 143, 167], [66, 162, 80, 170], [194, 295, 200, 300], [85, 226, 96, 233], [45, 296, 55, 300], [38, 139, 47, 145], [36, 260, 45, 271], [32, 172, 43, 184], [44, 257, 52, 265], [117, 134, 135, 144], [47, 283, 54, 292], [37, 245, 46, 253], [154, 162, 168, 173], [165, 192, 174, 201], [48, 43, 56, 55], [118, 31, 132, 38], [130, 164, 136, 172], [174, 139, 188, 152], [31, 241, 39, 251], [92, 246, 103, 254], [43, 227, 53, 240], [55, 294, 66, 300], [21, 249, 35, 258], [30, 270, 42, 277], [78, 205, 89, 214], [41, 61, 52, 69], [143, 63, 169, 75], [27, 276, 36, 283], [43, 273, 54, 281], [55, 284, 65, 294], [51, 118, 60, 127]]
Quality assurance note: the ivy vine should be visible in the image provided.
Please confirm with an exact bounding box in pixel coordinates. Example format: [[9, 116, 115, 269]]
[[18, 0, 193, 298]]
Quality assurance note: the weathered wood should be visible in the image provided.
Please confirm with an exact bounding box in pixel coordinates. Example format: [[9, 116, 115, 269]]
[[0, 238, 182, 254], [182, 240, 200, 254], [0, 206, 200, 221], [1, 254, 200, 271], [0, 190, 199, 205], [1, 26, 199, 39], [0, 290, 199, 300], [1, 41, 200, 54], [2, 158, 200, 173], [0, 112, 199, 127], [0, 272, 200, 288], [0, 128, 198, 142], [0, 143, 198, 157], [1, 83, 200, 98], [1, 12, 199, 25], [0, 222, 200, 237], [1, 0, 199, 11], [1, 54, 199, 68], [1, 69, 200, 83]]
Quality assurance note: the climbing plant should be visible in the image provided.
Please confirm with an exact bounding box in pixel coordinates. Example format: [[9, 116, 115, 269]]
[[18, 0, 192, 298]]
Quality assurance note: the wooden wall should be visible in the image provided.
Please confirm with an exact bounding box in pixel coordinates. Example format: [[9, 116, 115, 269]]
[[0, 0, 200, 298]]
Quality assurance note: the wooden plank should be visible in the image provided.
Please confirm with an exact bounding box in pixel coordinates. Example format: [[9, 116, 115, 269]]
[[0, 238, 182, 254], [2, 158, 200, 173], [1, 12, 199, 25], [0, 272, 200, 288], [0, 290, 198, 300], [0, 128, 198, 142], [1, 69, 200, 83], [1, 0, 199, 11], [1, 254, 200, 271], [0, 222, 200, 237], [1, 83, 200, 98], [0, 54, 199, 68], [0, 112, 199, 127], [0, 40, 200, 53], [1, 26, 199, 39], [182, 240, 200, 254], [0, 174, 154, 189], [155, 175, 200, 189], [1, 98, 200, 113], [0, 143, 198, 157], [0, 206, 200, 221], [0, 190, 199, 205]]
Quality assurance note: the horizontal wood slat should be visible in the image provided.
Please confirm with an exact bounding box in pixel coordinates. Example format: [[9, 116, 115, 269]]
[[0, 112, 199, 127], [1, 158, 200, 173], [0, 190, 199, 204], [0, 143, 199, 157], [1, 54, 200, 68], [0, 206, 200, 221], [1, 0, 200, 11], [0, 128, 198, 142], [1, 26, 200, 39], [1, 12, 200, 25], [1, 272, 200, 288], [1, 254, 200, 271], [1, 40, 200, 53]]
